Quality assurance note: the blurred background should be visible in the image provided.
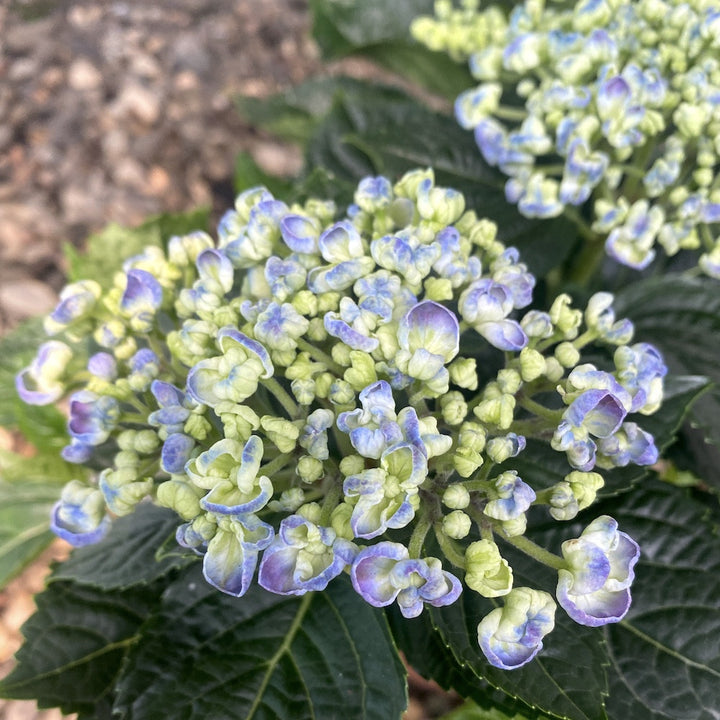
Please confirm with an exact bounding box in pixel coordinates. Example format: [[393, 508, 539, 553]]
[[0, 2, 458, 718]]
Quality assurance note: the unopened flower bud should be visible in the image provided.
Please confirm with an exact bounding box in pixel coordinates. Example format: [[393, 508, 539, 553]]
[[474, 393, 515, 429], [156, 478, 203, 520], [453, 446, 484, 477], [329, 379, 355, 406], [519, 347, 546, 381], [297, 455, 324, 483], [548, 481, 580, 520], [549, 294, 582, 339], [443, 510, 472, 539], [260, 415, 299, 453], [544, 357, 565, 382], [307, 317, 327, 342], [344, 351, 378, 391], [441, 391, 469, 425], [443, 484, 471, 509], [340, 454, 366, 476], [424, 277, 454, 301], [297, 502, 322, 524], [330, 502, 354, 540], [331, 342, 352, 368], [497, 369, 521, 394], [465, 539, 513, 597], [184, 414, 212, 442], [555, 342, 580, 368], [565, 470, 604, 510], [449, 357, 478, 390]]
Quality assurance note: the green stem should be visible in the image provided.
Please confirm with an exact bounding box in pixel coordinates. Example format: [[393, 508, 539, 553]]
[[565, 234, 607, 289], [319, 480, 343, 526], [408, 510, 433, 558], [572, 329, 598, 350], [295, 337, 345, 377], [517, 395, 563, 422], [498, 531, 566, 571], [261, 377, 299, 418], [434, 523, 467, 569], [259, 452, 293, 478], [494, 105, 527, 122]]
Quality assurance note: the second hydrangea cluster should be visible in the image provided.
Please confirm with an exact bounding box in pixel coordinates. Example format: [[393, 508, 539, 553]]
[[413, 0, 720, 274], [17, 168, 664, 669]]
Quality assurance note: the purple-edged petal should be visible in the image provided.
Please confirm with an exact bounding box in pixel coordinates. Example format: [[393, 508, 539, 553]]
[[323, 313, 379, 352], [397, 300, 460, 363], [161, 433, 196, 474]]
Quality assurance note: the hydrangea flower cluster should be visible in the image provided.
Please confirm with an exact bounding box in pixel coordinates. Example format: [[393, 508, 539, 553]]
[[17, 169, 661, 669], [412, 0, 720, 275]]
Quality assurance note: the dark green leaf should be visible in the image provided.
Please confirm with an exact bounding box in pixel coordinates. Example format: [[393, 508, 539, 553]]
[[0, 479, 57, 588], [309, 0, 472, 98], [614, 276, 720, 451], [442, 698, 546, 720], [0, 580, 158, 717], [114, 567, 407, 720], [64, 209, 209, 287], [573, 481, 720, 720], [50, 503, 195, 590]]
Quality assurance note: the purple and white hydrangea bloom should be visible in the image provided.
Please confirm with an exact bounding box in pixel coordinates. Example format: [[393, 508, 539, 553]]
[[298, 409, 335, 460], [186, 435, 272, 516], [484, 471, 536, 522], [43, 279, 101, 336], [614, 343, 667, 414], [120, 268, 163, 332], [15, 341, 73, 405], [186, 327, 274, 407], [557, 515, 640, 626], [343, 440, 428, 539], [67, 390, 120, 447], [203, 513, 274, 597], [258, 515, 357, 595], [351, 541, 461, 618], [50, 480, 110, 547], [477, 587, 556, 670], [459, 279, 528, 351]]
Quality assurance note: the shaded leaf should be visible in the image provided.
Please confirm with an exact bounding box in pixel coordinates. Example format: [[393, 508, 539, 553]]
[[50, 503, 195, 590], [114, 566, 407, 720], [234, 151, 294, 197], [614, 276, 720, 452], [0, 479, 57, 588], [309, 0, 473, 98], [0, 580, 158, 717]]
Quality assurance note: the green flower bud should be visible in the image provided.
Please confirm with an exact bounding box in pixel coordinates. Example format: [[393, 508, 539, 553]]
[[673, 102, 708, 138], [544, 357, 565, 382], [424, 277, 454, 301], [184, 414, 212, 442], [156, 477, 204, 520], [468, 218, 499, 249], [519, 347, 546, 382], [340, 454, 365, 477], [329, 379, 355, 406], [291, 378, 316, 405], [565, 470, 604, 511], [317, 292, 340, 314], [453, 446, 484, 478], [555, 342, 580, 368], [331, 342, 352, 368], [114, 449, 139, 469], [216, 402, 261, 441], [547, 481, 579, 521], [449, 357, 478, 390], [307, 317, 327, 342], [442, 510, 472, 539], [485, 435, 519, 464], [314, 372, 334, 399], [99, 468, 152, 516], [292, 290, 318, 317], [117, 430, 137, 452], [549, 294, 582, 339], [268, 488, 306, 512], [497, 369, 522, 394], [114, 337, 137, 361], [134, 430, 160, 455], [297, 501, 322, 524], [441, 391, 469, 425], [393, 167, 434, 201], [297, 455, 324, 483], [344, 351, 378, 391], [500, 515, 527, 537], [443, 484, 471, 509], [474, 393, 515, 430], [261, 415, 300, 453], [694, 168, 713, 187], [330, 502, 355, 540], [459, 421, 487, 453], [465, 539, 513, 597], [286, 352, 324, 381]]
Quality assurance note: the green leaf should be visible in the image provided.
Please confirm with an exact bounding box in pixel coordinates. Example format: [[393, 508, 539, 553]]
[[0, 479, 57, 588], [507, 375, 709, 498], [114, 567, 407, 720], [305, 83, 576, 275], [50, 503, 195, 590], [429, 584, 609, 720], [309, 0, 472, 98], [442, 698, 546, 720], [64, 209, 209, 287], [0, 579, 159, 717], [614, 276, 720, 451], [545, 481, 720, 720]]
